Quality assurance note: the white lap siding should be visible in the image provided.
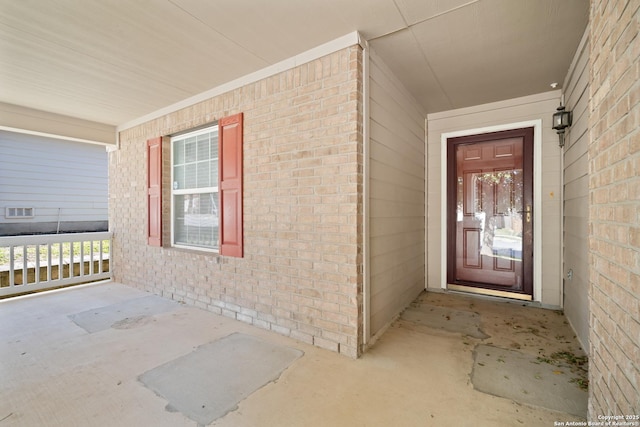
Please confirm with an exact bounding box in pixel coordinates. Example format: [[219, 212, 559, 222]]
[[0, 131, 108, 235], [368, 48, 426, 338]]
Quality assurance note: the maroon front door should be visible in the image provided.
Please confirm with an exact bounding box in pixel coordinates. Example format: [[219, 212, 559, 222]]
[[447, 128, 534, 298]]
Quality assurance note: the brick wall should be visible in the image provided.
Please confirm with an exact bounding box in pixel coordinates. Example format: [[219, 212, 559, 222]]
[[588, 0, 640, 416], [110, 45, 364, 357]]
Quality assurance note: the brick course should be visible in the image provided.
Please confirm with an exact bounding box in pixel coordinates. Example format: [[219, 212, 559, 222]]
[[589, 0, 640, 416], [110, 46, 364, 357]]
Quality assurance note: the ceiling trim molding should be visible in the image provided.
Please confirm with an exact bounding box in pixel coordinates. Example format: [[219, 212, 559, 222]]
[[426, 90, 562, 123], [117, 31, 364, 133]]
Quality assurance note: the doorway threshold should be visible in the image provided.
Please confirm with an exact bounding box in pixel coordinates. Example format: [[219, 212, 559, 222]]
[[447, 284, 532, 301]]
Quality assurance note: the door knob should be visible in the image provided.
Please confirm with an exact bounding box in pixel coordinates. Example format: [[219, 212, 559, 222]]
[[518, 205, 532, 223]]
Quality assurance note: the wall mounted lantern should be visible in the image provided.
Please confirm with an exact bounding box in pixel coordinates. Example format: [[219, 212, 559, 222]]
[[552, 104, 573, 148]]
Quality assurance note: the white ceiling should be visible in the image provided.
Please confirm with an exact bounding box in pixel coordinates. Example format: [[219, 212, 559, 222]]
[[0, 0, 589, 127]]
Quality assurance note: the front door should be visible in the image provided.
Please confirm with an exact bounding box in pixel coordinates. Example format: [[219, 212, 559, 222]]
[[447, 128, 534, 299]]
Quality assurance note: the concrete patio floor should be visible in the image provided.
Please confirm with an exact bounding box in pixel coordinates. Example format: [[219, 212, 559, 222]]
[[0, 281, 588, 426]]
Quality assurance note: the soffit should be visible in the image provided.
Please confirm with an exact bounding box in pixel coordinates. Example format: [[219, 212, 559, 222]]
[[0, 0, 589, 127], [370, 0, 589, 112]]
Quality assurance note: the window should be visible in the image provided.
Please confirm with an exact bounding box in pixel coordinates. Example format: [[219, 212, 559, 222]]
[[171, 126, 219, 251], [5, 207, 34, 218], [146, 112, 243, 257]]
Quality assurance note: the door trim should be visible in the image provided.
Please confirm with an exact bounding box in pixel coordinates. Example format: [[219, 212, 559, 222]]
[[440, 120, 542, 302]]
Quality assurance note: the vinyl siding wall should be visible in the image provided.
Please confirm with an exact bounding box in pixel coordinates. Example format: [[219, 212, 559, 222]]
[[0, 130, 108, 235], [368, 49, 426, 338], [426, 91, 564, 307], [562, 29, 590, 352]]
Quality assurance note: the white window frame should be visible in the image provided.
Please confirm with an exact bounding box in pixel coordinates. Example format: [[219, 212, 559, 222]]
[[5, 207, 35, 219], [170, 125, 219, 252]]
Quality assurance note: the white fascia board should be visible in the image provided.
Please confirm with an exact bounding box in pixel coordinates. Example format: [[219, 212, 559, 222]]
[[0, 102, 116, 146], [0, 126, 114, 147], [117, 31, 364, 133]]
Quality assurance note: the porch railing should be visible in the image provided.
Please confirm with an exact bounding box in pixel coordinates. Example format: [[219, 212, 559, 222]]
[[0, 231, 112, 298]]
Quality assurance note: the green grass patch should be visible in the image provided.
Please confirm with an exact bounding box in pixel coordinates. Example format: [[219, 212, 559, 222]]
[[0, 240, 110, 266]]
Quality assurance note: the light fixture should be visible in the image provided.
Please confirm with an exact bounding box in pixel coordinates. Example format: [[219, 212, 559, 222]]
[[552, 104, 573, 148]]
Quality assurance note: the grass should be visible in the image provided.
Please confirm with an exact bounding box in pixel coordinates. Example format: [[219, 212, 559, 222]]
[[0, 240, 110, 267]]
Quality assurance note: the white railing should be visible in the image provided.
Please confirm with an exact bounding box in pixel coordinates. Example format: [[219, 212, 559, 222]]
[[0, 232, 112, 297]]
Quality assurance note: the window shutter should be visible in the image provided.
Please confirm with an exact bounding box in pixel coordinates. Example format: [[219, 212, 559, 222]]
[[219, 113, 243, 257], [147, 137, 162, 247]]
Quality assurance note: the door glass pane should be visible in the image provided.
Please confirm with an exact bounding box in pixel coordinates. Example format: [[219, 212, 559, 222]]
[[471, 170, 523, 263]]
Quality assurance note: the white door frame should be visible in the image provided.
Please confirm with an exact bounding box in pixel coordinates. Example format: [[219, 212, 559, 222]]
[[440, 120, 543, 302]]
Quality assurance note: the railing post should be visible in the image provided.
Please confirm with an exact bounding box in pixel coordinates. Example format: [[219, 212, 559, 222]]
[[35, 244, 40, 283], [80, 241, 85, 277], [58, 243, 63, 280], [89, 240, 94, 276], [69, 242, 74, 279], [47, 243, 52, 282], [22, 246, 27, 286], [9, 246, 15, 287], [99, 240, 104, 274]]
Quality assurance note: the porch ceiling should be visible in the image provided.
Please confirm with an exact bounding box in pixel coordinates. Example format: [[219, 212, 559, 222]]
[[0, 0, 588, 126]]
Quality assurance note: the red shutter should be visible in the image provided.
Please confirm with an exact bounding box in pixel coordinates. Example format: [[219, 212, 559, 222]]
[[147, 137, 162, 247], [219, 113, 243, 257]]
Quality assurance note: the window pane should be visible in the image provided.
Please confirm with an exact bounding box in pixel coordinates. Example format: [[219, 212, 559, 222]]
[[185, 137, 197, 163], [173, 139, 184, 164], [197, 161, 210, 188], [211, 161, 218, 186], [173, 192, 219, 249], [197, 134, 210, 160], [173, 165, 185, 190], [185, 163, 197, 188], [210, 131, 218, 153]]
